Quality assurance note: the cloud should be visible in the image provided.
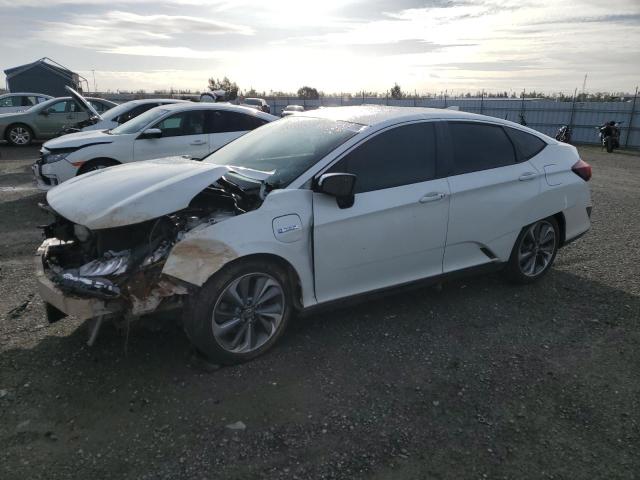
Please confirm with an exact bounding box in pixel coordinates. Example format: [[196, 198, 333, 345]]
[[35, 10, 253, 58]]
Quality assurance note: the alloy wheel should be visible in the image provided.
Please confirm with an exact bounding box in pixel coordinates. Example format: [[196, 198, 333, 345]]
[[211, 273, 285, 353], [9, 127, 31, 145], [518, 221, 556, 277]]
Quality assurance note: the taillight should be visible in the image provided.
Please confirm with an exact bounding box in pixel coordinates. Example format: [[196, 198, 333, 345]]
[[572, 159, 592, 181]]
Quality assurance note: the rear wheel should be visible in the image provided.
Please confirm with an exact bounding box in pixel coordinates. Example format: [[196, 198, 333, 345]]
[[183, 259, 293, 365], [606, 137, 614, 153], [505, 218, 559, 284], [6, 124, 33, 146]]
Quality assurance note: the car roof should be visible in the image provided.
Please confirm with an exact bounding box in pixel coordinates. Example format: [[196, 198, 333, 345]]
[[125, 98, 190, 105], [0, 92, 53, 98], [295, 105, 522, 128], [159, 101, 276, 119]]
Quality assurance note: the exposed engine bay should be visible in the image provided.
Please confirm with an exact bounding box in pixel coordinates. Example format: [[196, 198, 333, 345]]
[[38, 174, 264, 320]]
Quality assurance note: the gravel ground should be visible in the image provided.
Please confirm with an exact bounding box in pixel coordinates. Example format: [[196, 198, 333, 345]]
[[0, 144, 639, 479]]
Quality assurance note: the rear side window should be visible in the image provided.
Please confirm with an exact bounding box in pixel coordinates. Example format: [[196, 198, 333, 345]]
[[329, 122, 437, 194], [117, 104, 158, 124], [206, 110, 268, 133], [505, 127, 546, 160], [449, 122, 516, 174]]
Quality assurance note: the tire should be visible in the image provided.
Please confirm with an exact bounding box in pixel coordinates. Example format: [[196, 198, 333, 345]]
[[183, 259, 293, 365], [6, 124, 33, 146], [504, 217, 559, 284], [606, 137, 614, 153], [77, 158, 119, 175]]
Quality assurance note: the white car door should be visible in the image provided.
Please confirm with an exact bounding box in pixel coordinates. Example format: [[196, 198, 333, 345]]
[[442, 121, 542, 272], [313, 122, 450, 304], [206, 110, 269, 152], [133, 110, 210, 161]]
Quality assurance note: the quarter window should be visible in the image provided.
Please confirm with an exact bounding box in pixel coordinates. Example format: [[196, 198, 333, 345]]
[[206, 110, 267, 133], [329, 122, 437, 194], [448, 122, 516, 174], [504, 127, 546, 160], [154, 111, 206, 137]]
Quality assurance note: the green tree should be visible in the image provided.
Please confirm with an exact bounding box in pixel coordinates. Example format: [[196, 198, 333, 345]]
[[207, 76, 239, 100], [297, 86, 320, 99], [390, 83, 404, 99]]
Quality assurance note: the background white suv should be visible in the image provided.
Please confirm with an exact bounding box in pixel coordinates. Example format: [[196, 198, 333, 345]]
[[33, 103, 276, 189], [0, 92, 52, 113]]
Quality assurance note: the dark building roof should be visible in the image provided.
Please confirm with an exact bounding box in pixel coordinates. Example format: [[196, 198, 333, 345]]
[[4, 58, 86, 96]]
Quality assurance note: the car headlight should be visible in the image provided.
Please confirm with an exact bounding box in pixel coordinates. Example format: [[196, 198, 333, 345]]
[[44, 152, 71, 164]]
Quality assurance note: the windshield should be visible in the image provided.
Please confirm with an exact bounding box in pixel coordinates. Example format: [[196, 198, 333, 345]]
[[99, 101, 133, 120], [111, 108, 169, 134], [203, 116, 363, 187]]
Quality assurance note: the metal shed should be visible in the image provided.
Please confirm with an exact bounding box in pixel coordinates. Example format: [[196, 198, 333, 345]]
[[3, 58, 87, 97]]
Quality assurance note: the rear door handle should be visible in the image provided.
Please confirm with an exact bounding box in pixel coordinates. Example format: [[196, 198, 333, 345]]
[[190, 140, 207, 145], [419, 192, 446, 203], [519, 172, 537, 181]]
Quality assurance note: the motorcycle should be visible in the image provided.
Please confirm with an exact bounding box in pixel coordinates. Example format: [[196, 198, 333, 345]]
[[555, 125, 572, 143], [597, 121, 622, 153]]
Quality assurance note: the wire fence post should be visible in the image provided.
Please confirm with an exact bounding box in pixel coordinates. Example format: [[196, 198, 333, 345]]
[[480, 90, 484, 114], [568, 87, 577, 131], [625, 86, 638, 148]]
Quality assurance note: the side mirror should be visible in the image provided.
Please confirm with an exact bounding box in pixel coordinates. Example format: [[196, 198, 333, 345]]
[[139, 128, 162, 139], [40, 109, 50, 116], [317, 173, 357, 209]]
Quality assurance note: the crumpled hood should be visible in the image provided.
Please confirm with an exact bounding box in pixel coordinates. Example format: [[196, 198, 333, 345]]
[[43, 129, 114, 149], [47, 157, 230, 230]]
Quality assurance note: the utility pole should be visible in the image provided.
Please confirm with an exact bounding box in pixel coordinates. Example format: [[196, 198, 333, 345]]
[[581, 73, 588, 98], [91, 70, 97, 93]]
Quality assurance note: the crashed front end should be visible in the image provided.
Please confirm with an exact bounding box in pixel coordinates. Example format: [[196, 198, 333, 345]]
[[35, 188, 240, 324]]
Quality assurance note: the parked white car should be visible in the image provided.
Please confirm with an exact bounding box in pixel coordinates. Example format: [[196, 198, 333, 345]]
[[81, 98, 189, 131], [34, 106, 592, 364], [0, 92, 52, 113], [281, 105, 304, 117], [33, 102, 276, 189], [241, 97, 271, 113]]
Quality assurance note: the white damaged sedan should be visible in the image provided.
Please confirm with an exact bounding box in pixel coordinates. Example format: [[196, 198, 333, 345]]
[[35, 106, 592, 364]]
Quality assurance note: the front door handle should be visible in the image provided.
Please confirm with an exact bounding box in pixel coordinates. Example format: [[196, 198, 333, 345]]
[[419, 192, 446, 203], [519, 172, 537, 181], [190, 140, 206, 145]]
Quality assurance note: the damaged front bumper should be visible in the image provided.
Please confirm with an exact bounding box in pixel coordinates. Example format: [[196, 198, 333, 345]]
[[35, 240, 122, 322], [35, 239, 189, 324]]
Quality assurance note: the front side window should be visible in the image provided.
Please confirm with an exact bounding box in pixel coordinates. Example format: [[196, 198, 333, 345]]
[[203, 116, 361, 187], [154, 110, 205, 137], [504, 127, 546, 161], [207, 110, 267, 133], [448, 122, 516, 175], [23, 96, 37, 107], [329, 122, 437, 194]]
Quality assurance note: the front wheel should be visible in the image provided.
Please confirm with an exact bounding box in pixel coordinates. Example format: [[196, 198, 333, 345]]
[[6, 124, 33, 146], [505, 218, 559, 284], [183, 259, 293, 365]]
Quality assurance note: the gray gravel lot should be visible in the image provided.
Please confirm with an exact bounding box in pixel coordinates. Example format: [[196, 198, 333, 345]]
[[0, 144, 639, 479]]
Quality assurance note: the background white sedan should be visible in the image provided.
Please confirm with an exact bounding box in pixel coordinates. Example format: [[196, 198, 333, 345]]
[[81, 98, 190, 131], [34, 102, 276, 189]]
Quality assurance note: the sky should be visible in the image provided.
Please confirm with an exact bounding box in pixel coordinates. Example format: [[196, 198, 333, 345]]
[[1, 0, 639, 95]]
